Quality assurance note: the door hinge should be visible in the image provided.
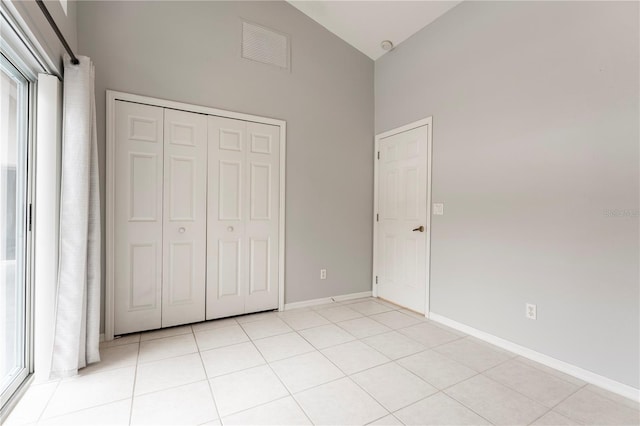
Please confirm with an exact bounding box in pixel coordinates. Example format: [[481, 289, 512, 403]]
[[376, 213, 379, 222], [375, 276, 378, 284], [28, 204, 32, 231], [377, 151, 380, 160]]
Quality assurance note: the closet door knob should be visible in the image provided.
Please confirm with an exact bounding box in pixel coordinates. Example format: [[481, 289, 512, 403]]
[[227, 226, 234, 232], [178, 227, 186, 233]]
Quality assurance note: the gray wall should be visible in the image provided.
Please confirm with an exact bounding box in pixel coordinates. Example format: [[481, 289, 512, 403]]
[[376, 1, 639, 388], [76, 1, 374, 328]]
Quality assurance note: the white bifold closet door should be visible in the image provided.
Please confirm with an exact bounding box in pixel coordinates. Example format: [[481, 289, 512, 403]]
[[114, 101, 163, 334], [206, 116, 280, 319], [162, 109, 207, 327], [114, 101, 206, 334]]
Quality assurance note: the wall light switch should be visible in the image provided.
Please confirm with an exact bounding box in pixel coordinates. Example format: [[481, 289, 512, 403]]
[[433, 203, 444, 215]]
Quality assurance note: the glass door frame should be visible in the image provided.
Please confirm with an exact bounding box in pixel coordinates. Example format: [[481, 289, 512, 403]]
[[0, 49, 35, 414]]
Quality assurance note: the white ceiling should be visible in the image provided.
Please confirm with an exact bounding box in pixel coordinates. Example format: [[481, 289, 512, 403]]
[[287, 1, 462, 60]]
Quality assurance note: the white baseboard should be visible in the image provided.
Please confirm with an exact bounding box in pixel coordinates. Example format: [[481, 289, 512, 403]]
[[284, 291, 372, 310], [429, 313, 640, 403]]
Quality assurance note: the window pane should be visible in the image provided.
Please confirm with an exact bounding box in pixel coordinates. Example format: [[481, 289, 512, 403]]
[[0, 56, 27, 399]]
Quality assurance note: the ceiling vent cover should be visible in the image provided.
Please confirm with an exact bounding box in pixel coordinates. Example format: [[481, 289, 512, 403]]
[[242, 21, 290, 70]]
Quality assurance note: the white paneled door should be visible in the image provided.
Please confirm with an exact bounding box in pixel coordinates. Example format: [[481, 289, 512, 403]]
[[207, 117, 280, 319], [114, 101, 164, 334], [108, 92, 286, 338], [114, 102, 207, 334], [377, 125, 428, 313], [162, 109, 207, 327]]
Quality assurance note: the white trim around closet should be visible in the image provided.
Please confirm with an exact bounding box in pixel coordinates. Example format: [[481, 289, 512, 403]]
[[105, 90, 287, 341]]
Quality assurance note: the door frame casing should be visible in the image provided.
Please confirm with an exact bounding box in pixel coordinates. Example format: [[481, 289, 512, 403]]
[[105, 90, 287, 341], [372, 117, 433, 317]]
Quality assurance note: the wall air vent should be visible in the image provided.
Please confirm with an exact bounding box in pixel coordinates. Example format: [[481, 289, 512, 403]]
[[242, 21, 290, 70]]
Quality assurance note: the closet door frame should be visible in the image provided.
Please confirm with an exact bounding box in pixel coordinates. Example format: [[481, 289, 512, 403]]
[[105, 90, 286, 341]]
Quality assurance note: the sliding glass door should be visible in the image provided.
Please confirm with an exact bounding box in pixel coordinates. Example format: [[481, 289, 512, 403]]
[[0, 52, 30, 408]]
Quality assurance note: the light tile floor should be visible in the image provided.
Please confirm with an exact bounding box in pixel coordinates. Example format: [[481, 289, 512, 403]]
[[6, 297, 640, 426]]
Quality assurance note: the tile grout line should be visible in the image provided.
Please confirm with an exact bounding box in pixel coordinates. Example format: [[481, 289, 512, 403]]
[[127, 337, 142, 425], [418, 354, 520, 425], [379, 341, 511, 424], [127, 308, 377, 423], [275, 324, 358, 352], [248, 336, 315, 425], [484, 357, 589, 405], [34, 366, 138, 422], [333, 321, 392, 340], [347, 361, 406, 418], [365, 412, 404, 426], [510, 357, 587, 389], [293, 304, 498, 423], [579, 387, 640, 413], [436, 388, 497, 426], [473, 358, 586, 415], [36, 396, 132, 424], [34, 379, 62, 423], [292, 326, 397, 422], [438, 364, 515, 426], [237, 318, 294, 342], [193, 326, 223, 425], [252, 337, 316, 364], [391, 389, 495, 426], [438, 357, 556, 426], [525, 382, 589, 425], [283, 326, 369, 420], [127, 378, 214, 402], [312, 305, 365, 322]]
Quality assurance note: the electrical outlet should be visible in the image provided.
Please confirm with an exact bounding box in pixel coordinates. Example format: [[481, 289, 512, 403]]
[[526, 303, 537, 320], [320, 269, 327, 280]]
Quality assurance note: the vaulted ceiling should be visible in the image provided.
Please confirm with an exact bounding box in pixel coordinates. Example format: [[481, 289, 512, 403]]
[[287, 1, 462, 60]]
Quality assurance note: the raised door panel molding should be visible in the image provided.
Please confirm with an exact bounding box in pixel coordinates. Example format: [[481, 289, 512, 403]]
[[170, 122, 197, 147], [167, 242, 194, 305], [219, 128, 243, 151], [128, 152, 159, 221], [168, 155, 196, 222], [219, 160, 243, 221], [249, 238, 270, 294], [218, 239, 242, 298], [128, 116, 159, 143], [250, 133, 272, 154], [128, 242, 159, 310], [250, 162, 271, 221]]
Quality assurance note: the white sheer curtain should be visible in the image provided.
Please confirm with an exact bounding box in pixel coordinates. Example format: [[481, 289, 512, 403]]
[[50, 55, 101, 378]]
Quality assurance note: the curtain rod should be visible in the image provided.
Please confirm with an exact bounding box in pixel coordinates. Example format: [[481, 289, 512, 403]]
[[35, 0, 79, 65]]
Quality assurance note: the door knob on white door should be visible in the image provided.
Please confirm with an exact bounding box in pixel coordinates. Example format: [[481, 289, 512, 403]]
[[412, 226, 425, 232], [227, 226, 234, 232], [179, 227, 186, 233]]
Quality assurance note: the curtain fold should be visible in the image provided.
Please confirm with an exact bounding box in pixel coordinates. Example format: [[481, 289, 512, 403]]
[[50, 55, 101, 378]]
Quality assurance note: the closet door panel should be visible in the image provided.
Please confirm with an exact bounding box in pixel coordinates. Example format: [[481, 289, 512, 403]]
[[207, 116, 246, 319], [162, 109, 207, 327], [114, 101, 164, 335], [244, 122, 280, 313]]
